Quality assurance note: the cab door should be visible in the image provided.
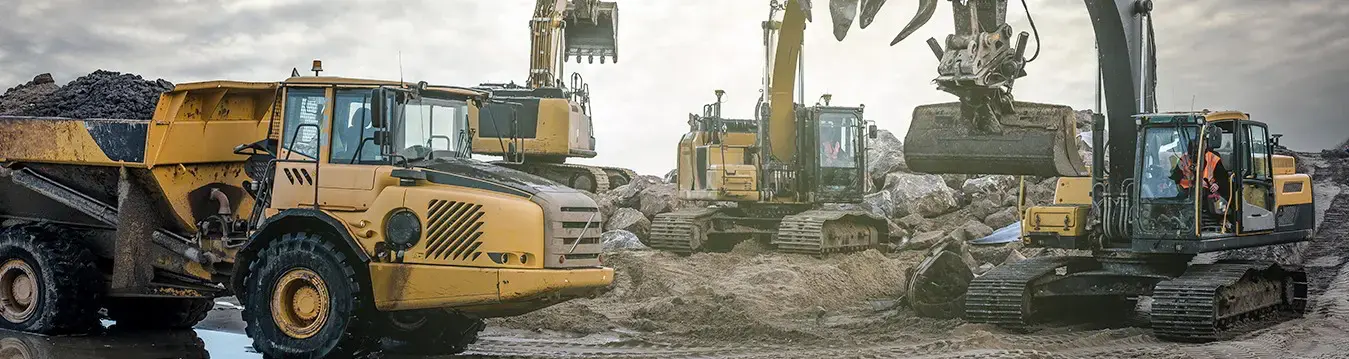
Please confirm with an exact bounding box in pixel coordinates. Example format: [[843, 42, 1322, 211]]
[[1238, 123, 1276, 232], [318, 89, 386, 211], [271, 87, 328, 209]]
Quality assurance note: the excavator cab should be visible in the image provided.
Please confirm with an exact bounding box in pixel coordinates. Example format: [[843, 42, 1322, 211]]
[[804, 106, 869, 202], [904, 101, 1088, 177], [563, 1, 619, 64]]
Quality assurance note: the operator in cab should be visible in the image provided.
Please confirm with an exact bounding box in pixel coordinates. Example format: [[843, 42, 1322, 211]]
[[1171, 136, 1233, 226]]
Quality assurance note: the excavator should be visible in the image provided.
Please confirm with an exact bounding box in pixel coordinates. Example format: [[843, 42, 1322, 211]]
[[848, 0, 1316, 341], [471, 0, 638, 193], [650, 0, 894, 256]]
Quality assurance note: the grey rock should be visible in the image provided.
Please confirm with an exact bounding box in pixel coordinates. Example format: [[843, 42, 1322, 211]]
[[601, 230, 649, 252], [984, 207, 1020, 229], [604, 208, 651, 239], [882, 173, 959, 218]]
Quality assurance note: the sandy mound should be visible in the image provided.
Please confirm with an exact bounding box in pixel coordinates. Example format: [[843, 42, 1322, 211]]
[[491, 241, 939, 344]]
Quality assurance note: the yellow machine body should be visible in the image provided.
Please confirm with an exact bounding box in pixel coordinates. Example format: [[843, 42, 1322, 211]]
[[0, 76, 612, 318]]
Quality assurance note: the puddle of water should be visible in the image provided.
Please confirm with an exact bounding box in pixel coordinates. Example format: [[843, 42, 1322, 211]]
[[0, 322, 261, 359]]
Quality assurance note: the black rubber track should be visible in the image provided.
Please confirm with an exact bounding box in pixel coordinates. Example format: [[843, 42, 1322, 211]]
[[0, 224, 103, 334], [241, 232, 376, 359]]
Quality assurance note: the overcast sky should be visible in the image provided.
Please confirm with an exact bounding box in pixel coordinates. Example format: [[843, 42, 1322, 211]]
[[2, 0, 1345, 175]]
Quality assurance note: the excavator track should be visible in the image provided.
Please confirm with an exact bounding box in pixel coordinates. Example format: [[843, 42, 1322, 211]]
[[492, 161, 613, 193], [1150, 261, 1307, 342], [964, 256, 1078, 329], [771, 210, 884, 256], [600, 166, 639, 187], [649, 208, 719, 253]]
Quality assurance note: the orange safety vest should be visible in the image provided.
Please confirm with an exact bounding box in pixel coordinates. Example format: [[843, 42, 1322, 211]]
[[1178, 152, 1221, 191]]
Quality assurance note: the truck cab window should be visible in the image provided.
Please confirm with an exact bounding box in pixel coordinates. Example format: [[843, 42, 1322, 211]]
[[282, 88, 326, 160], [330, 90, 384, 164], [399, 97, 469, 158]]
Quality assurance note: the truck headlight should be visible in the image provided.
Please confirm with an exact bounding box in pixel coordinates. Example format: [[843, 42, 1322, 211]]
[[385, 209, 422, 250]]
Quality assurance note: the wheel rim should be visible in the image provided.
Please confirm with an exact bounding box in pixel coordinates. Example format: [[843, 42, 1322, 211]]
[[0, 259, 37, 324], [271, 268, 330, 339]]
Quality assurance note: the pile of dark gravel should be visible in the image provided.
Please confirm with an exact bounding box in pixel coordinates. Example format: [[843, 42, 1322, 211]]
[[0, 73, 59, 115], [0, 70, 173, 120]]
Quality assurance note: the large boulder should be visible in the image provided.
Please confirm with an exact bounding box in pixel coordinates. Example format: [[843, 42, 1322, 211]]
[[962, 175, 1017, 197], [636, 183, 680, 218], [967, 198, 1001, 221], [860, 191, 896, 220], [866, 130, 907, 188], [883, 173, 959, 218], [601, 230, 648, 252], [984, 207, 1020, 229], [897, 213, 934, 232], [950, 220, 994, 242], [905, 230, 946, 250], [604, 208, 651, 239]]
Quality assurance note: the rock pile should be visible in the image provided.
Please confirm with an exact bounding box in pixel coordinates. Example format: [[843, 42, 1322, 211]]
[[0, 74, 59, 115], [595, 127, 1080, 274], [0, 70, 173, 119]]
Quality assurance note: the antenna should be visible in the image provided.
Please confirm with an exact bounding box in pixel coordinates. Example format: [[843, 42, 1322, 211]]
[[398, 51, 405, 84], [1189, 95, 1196, 114]]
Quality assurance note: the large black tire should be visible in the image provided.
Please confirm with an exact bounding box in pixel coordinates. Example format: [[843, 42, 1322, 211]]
[[241, 232, 375, 359], [104, 297, 213, 330], [0, 225, 103, 334], [382, 309, 485, 355]]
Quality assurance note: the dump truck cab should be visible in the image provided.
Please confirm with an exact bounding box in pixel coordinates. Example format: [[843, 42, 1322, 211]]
[[232, 75, 612, 356]]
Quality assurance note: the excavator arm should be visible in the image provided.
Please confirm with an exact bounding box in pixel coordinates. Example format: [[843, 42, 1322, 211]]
[[526, 0, 619, 89]]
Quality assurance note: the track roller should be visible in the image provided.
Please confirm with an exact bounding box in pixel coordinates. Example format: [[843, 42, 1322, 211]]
[[771, 210, 886, 256], [1151, 261, 1307, 342], [649, 208, 719, 253]]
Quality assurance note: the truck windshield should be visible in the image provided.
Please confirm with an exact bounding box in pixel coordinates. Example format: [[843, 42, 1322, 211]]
[[819, 112, 859, 168], [396, 97, 469, 159]]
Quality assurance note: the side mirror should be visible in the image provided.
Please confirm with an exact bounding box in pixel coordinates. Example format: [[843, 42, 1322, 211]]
[[1203, 124, 1222, 150], [1271, 133, 1283, 148], [868, 124, 878, 139], [373, 130, 390, 146], [370, 88, 388, 128]]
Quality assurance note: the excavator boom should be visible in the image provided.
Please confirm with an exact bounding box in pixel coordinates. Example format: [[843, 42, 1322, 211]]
[[527, 0, 618, 88]]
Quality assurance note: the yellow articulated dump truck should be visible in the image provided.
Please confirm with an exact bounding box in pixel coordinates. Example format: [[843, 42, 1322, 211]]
[[0, 71, 612, 357]]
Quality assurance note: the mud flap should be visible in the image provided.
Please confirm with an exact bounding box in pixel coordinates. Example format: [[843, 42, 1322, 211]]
[[903, 102, 1088, 177], [564, 1, 619, 63]]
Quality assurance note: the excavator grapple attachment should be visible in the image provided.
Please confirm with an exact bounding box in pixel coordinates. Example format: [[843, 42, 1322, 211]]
[[903, 101, 1088, 177], [565, 1, 619, 64]]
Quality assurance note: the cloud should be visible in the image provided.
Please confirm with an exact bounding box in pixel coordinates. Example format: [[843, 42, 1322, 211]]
[[1, 0, 1345, 175]]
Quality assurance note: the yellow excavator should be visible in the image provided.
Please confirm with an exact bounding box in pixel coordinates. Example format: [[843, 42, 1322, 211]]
[[650, 0, 898, 255], [471, 0, 636, 193], [881, 0, 1316, 341]]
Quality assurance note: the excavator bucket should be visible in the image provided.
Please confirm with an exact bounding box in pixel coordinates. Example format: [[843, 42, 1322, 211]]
[[903, 101, 1088, 177], [565, 1, 619, 64]]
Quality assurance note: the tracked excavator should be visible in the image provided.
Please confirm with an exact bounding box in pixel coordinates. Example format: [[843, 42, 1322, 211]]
[[870, 0, 1317, 341], [649, 0, 899, 256], [472, 0, 637, 193]]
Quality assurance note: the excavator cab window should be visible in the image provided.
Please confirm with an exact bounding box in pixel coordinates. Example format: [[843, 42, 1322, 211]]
[[816, 110, 864, 199], [1135, 124, 1199, 238], [818, 112, 859, 169]]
